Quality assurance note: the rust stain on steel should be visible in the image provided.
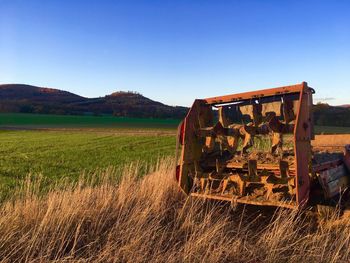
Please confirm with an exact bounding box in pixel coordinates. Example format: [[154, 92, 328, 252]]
[[204, 83, 305, 105], [176, 82, 350, 210]]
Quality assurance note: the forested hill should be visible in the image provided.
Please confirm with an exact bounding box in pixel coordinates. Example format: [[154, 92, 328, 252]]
[[0, 84, 187, 119], [313, 103, 350, 126], [0, 84, 349, 126]]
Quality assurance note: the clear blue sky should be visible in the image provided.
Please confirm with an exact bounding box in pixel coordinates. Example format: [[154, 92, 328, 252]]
[[0, 0, 349, 106]]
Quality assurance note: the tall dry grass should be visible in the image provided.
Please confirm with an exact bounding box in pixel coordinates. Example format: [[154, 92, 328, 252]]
[[0, 159, 350, 262]]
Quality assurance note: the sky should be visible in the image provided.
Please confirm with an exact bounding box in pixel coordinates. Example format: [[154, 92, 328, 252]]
[[0, 0, 349, 107]]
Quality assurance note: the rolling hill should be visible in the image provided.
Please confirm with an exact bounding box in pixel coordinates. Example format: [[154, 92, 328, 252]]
[[313, 103, 350, 126], [0, 84, 187, 118], [1, 84, 349, 126]]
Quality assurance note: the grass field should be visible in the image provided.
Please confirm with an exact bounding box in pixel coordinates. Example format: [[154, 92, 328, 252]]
[[3, 113, 350, 134], [1, 160, 350, 262], [0, 115, 350, 261], [0, 129, 176, 200], [0, 112, 350, 201], [0, 113, 181, 129]]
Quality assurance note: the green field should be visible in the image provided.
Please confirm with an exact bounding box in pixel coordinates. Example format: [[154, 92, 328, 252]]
[[1, 113, 350, 134], [0, 129, 176, 200], [0, 113, 181, 129], [0, 113, 180, 200], [1, 113, 350, 201]]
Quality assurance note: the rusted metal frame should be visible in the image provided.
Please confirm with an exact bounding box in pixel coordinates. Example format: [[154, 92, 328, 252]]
[[211, 93, 301, 109], [178, 82, 313, 209], [190, 192, 296, 209], [204, 83, 305, 105], [175, 120, 184, 180], [312, 159, 343, 173], [293, 82, 312, 207], [197, 170, 296, 183], [177, 101, 196, 194], [203, 160, 296, 171], [178, 100, 210, 194], [200, 162, 296, 184]]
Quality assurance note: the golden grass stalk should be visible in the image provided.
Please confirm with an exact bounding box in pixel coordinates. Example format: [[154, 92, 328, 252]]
[[0, 158, 350, 262]]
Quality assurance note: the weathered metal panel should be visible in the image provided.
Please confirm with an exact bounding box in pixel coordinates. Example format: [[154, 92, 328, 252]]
[[176, 82, 324, 209], [294, 83, 312, 206], [318, 164, 348, 199]]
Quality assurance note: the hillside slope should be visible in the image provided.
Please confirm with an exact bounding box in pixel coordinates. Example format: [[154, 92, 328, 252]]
[[0, 84, 187, 118], [1, 84, 349, 126], [313, 103, 350, 126]]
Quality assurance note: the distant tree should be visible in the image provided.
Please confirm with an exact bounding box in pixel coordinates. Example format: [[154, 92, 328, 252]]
[[19, 105, 34, 113]]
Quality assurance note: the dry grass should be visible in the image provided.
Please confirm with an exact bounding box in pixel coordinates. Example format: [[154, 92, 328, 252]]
[[1, 159, 350, 262]]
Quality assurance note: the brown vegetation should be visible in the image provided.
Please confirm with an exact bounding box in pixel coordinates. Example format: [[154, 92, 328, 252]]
[[0, 159, 350, 262]]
